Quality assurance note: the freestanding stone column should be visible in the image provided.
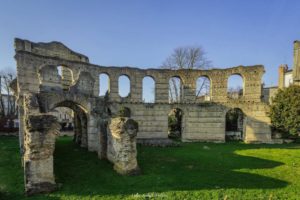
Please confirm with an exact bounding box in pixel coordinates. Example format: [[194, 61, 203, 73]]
[[24, 114, 60, 195], [107, 117, 140, 175], [293, 41, 300, 85]]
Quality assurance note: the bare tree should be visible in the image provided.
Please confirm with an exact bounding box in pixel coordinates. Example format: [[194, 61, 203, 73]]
[[227, 86, 243, 99], [162, 46, 211, 102], [0, 70, 17, 118]]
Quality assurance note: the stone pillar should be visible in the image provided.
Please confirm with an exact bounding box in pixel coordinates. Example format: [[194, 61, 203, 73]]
[[61, 67, 73, 90], [18, 97, 25, 161], [73, 112, 88, 148], [243, 73, 263, 102], [131, 74, 143, 102], [107, 117, 140, 175], [109, 75, 119, 100], [293, 41, 300, 85], [80, 114, 88, 148], [98, 119, 108, 159], [91, 69, 101, 97], [155, 75, 169, 103], [24, 114, 60, 195], [211, 72, 227, 102], [73, 112, 82, 145], [87, 114, 99, 152], [183, 77, 197, 103], [278, 65, 287, 89]]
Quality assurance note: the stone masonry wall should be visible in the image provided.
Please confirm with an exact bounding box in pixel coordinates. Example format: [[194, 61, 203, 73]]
[[14, 38, 273, 194], [14, 38, 272, 147]]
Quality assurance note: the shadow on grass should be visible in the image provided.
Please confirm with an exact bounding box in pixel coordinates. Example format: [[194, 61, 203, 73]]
[[0, 136, 293, 199], [51, 138, 289, 197]]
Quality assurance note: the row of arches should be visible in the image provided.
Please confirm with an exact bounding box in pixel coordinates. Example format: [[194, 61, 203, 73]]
[[53, 66, 244, 103], [99, 74, 156, 103], [167, 74, 244, 103], [99, 74, 244, 103]]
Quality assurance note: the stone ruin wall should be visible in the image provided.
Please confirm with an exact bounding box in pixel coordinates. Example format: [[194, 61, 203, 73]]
[[14, 38, 272, 149], [13, 38, 272, 194]]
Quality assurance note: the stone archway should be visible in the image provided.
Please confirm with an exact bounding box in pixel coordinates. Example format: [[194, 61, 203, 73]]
[[225, 108, 245, 141], [22, 94, 91, 195], [53, 101, 88, 148]]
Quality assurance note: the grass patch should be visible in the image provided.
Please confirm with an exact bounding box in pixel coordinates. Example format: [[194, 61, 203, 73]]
[[1, 136, 300, 199]]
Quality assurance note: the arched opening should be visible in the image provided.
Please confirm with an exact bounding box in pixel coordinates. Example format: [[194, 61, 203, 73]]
[[169, 76, 182, 103], [227, 74, 244, 99], [52, 101, 88, 147], [99, 73, 110, 96], [57, 65, 74, 90], [51, 101, 89, 185], [225, 108, 244, 141], [50, 107, 74, 136], [196, 76, 211, 101], [168, 108, 183, 139], [118, 75, 130, 97], [142, 76, 155, 103]]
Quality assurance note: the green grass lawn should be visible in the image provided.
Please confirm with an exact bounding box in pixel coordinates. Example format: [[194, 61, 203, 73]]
[[1, 136, 300, 200]]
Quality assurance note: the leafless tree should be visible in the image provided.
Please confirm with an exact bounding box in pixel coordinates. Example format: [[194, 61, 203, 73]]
[[162, 46, 212, 102], [0, 70, 17, 118], [227, 86, 243, 99]]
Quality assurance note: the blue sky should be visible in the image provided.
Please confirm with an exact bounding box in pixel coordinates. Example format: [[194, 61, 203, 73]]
[[1, 0, 300, 87]]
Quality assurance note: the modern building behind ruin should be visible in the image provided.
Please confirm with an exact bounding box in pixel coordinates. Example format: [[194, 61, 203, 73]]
[[13, 38, 274, 194], [263, 40, 300, 103]]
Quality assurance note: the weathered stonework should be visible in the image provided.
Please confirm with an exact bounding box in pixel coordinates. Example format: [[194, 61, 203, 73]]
[[107, 117, 140, 175], [24, 114, 60, 195], [13, 38, 273, 195], [293, 40, 300, 85]]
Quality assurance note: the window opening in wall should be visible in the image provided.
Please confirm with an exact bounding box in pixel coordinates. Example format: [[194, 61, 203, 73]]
[[99, 73, 110, 96], [196, 76, 211, 101], [118, 75, 130, 97], [227, 74, 243, 99], [56, 65, 74, 90], [142, 76, 155, 103], [169, 77, 182, 103]]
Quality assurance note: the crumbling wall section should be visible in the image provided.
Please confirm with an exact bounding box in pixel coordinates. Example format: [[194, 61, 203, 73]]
[[22, 93, 60, 195], [107, 117, 140, 175], [14, 38, 272, 144], [14, 38, 273, 195]]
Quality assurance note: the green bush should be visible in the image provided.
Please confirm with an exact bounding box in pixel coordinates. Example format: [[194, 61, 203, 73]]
[[270, 85, 300, 135]]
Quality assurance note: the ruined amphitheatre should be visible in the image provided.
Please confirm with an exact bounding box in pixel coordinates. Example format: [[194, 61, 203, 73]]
[[12, 38, 276, 195]]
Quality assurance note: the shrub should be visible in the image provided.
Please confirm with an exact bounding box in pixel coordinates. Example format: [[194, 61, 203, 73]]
[[270, 85, 300, 135]]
